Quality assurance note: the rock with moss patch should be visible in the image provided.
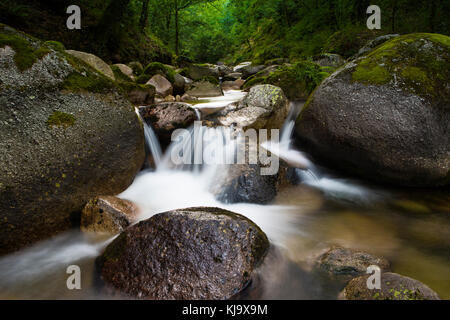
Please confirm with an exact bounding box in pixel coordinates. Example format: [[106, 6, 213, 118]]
[[0, 24, 145, 255], [184, 63, 219, 81], [81, 196, 140, 235], [146, 74, 173, 97], [341, 272, 440, 300], [65, 50, 115, 81], [356, 34, 400, 58], [315, 246, 390, 283], [128, 61, 143, 76], [185, 79, 223, 98], [243, 62, 329, 100], [96, 207, 270, 300], [217, 85, 289, 130], [296, 33, 450, 187], [241, 64, 266, 79]]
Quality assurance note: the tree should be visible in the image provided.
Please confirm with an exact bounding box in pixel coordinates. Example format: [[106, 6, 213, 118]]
[[140, 0, 150, 31]]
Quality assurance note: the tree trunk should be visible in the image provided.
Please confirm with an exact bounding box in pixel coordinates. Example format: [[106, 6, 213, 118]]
[[139, 0, 150, 31]]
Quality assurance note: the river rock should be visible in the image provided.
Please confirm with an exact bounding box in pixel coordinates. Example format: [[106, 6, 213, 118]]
[[173, 73, 186, 96], [295, 33, 450, 187], [113, 63, 135, 80], [185, 79, 223, 98], [233, 62, 252, 73], [0, 24, 145, 255], [241, 65, 266, 79], [128, 61, 144, 75], [81, 196, 140, 234], [315, 246, 390, 282], [341, 272, 440, 300], [124, 83, 155, 105], [221, 79, 245, 91], [65, 49, 115, 81], [356, 34, 400, 58], [185, 63, 219, 80], [139, 102, 197, 148], [218, 65, 233, 76], [217, 84, 289, 130], [146, 74, 173, 97], [96, 207, 270, 300], [223, 72, 243, 81]]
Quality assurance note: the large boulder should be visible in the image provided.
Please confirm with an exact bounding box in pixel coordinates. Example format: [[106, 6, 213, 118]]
[[315, 246, 390, 283], [341, 273, 440, 300], [65, 49, 115, 81], [295, 34, 450, 187], [185, 79, 223, 98], [233, 62, 252, 73], [0, 24, 145, 255], [185, 63, 219, 81], [81, 196, 140, 235], [217, 85, 289, 130], [96, 207, 270, 300], [139, 102, 197, 148], [147, 74, 173, 98]]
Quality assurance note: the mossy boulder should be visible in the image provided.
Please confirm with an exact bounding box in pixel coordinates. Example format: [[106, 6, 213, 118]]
[[244, 62, 330, 101], [315, 246, 390, 283], [96, 207, 270, 299], [183, 63, 219, 81], [323, 28, 383, 58], [111, 65, 155, 105], [0, 24, 145, 255], [341, 273, 440, 300], [137, 62, 176, 84], [65, 49, 115, 81], [112, 64, 135, 81], [295, 33, 450, 187]]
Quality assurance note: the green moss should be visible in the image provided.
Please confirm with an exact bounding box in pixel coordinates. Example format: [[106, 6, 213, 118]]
[[44, 40, 65, 52], [353, 64, 391, 85], [47, 111, 75, 128], [196, 76, 219, 85], [244, 61, 329, 100], [111, 65, 133, 83], [62, 71, 115, 93], [351, 33, 450, 102], [0, 33, 50, 71], [142, 62, 175, 83]]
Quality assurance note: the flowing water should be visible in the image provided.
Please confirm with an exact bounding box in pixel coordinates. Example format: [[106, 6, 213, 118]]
[[1, 91, 449, 299]]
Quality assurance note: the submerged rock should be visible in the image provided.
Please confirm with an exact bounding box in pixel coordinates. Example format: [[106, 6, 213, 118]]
[[139, 102, 197, 148], [315, 246, 390, 282], [97, 207, 270, 300], [0, 24, 145, 255], [341, 272, 440, 300], [295, 33, 450, 187], [81, 196, 139, 234], [217, 84, 289, 130]]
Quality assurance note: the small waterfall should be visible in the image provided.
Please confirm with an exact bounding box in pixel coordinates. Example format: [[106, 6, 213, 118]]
[[194, 108, 202, 121], [136, 108, 163, 168]]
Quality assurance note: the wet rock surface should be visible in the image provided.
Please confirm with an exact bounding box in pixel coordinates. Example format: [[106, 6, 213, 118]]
[[81, 196, 140, 234], [97, 207, 270, 300]]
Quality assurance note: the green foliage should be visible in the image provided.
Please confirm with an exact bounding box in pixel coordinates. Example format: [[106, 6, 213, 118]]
[[139, 62, 176, 83], [47, 111, 76, 128], [0, 31, 50, 71]]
